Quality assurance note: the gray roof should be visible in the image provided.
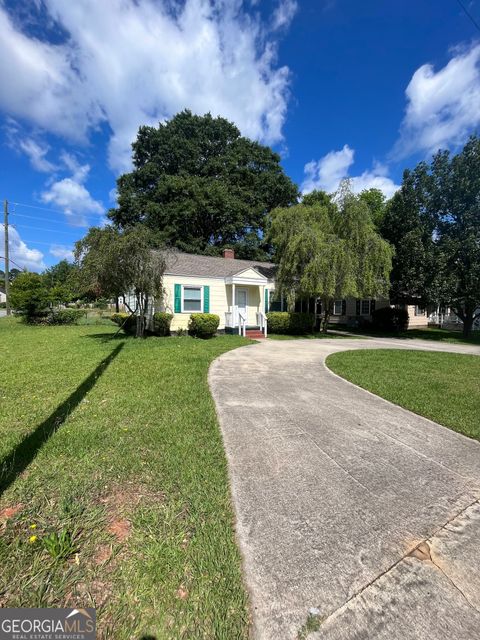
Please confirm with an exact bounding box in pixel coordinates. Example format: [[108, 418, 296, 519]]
[[164, 251, 276, 279]]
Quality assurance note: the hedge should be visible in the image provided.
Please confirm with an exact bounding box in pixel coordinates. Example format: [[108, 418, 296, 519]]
[[188, 313, 220, 338], [371, 306, 409, 332], [152, 312, 173, 336], [266, 311, 315, 335], [24, 309, 87, 325], [47, 309, 87, 325]]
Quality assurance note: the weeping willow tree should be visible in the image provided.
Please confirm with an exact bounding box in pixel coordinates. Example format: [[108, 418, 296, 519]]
[[268, 182, 394, 332]]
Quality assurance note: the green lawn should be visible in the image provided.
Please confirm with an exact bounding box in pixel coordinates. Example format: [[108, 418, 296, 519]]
[[331, 325, 480, 345], [326, 349, 480, 441], [268, 331, 359, 340], [0, 318, 250, 639]]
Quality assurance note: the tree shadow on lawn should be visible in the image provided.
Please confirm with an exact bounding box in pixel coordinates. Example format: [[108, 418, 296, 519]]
[[82, 332, 132, 343], [0, 342, 124, 498]]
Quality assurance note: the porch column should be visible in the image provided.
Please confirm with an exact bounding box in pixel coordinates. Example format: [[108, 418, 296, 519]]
[[232, 283, 236, 324]]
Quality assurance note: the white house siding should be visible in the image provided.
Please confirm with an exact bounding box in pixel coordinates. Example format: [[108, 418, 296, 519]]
[[406, 305, 428, 327]]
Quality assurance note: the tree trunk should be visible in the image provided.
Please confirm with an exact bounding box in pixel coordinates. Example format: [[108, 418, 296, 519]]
[[462, 312, 474, 338], [455, 302, 477, 339], [115, 297, 119, 313], [322, 298, 330, 333], [135, 292, 145, 338]]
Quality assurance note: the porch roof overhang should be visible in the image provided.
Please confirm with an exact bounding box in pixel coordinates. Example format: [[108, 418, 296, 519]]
[[225, 274, 269, 286]]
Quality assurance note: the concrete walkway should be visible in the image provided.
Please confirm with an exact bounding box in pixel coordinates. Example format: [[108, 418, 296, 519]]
[[209, 338, 480, 640]]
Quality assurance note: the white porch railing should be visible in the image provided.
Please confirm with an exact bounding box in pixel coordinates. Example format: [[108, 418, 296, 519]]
[[238, 311, 247, 337], [256, 311, 268, 337]]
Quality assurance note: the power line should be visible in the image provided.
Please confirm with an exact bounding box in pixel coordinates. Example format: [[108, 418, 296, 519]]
[[10, 212, 89, 227], [11, 201, 103, 223], [455, 0, 480, 32], [14, 223, 84, 236]]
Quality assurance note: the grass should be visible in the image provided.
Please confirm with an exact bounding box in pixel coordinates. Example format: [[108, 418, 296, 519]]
[[0, 318, 251, 639], [331, 325, 480, 345], [268, 331, 359, 340], [326, 349, 480, 441]]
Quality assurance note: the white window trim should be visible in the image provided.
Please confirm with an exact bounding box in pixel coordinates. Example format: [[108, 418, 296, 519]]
[[333, 300, 343, 316], [361, 299, 371, 315], [180, 284, 204, 314]]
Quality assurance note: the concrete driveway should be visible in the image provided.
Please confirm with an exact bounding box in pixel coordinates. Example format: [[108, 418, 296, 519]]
[[209, 338, 480, 640]]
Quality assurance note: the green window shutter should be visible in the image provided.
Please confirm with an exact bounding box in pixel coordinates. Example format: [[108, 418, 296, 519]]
[[265, 289, 269, 313], [342, 300, 347, 316], [203, 285, 210, 313], [356, 299, 361, 315], [174, 284, 181, 313], [370, 299, 376, 314]]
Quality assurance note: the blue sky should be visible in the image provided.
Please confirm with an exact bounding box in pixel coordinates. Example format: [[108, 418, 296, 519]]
[[1, 0, 479, 271]]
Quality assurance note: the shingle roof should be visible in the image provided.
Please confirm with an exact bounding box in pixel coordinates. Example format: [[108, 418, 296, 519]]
[[163, 251, 276, 279]]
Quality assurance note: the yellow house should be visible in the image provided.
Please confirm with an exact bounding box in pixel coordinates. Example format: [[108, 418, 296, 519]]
[[159, 249, 275, 336]]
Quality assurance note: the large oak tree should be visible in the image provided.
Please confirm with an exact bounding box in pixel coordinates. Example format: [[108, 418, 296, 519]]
[[109, 110, 299, 259]]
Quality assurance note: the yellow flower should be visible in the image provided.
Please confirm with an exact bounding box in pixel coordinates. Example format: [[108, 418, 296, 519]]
[[29, 535, 38, 543], [29, 524, 37, 529]]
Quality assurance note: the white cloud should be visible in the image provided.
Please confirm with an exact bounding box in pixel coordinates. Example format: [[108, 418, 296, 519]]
[[41, 156, 103, 226], [18, 138, 57, 172], [395, 43, 480, 158], [50, 244, 74, 261], [0, 0, 293, 173], [272, 0, 298, 30], [302, 144, 400, 198], [0, 224, 45, 272]]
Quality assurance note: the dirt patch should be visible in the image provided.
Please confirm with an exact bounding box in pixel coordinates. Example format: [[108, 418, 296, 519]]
[[108, 519, 131, 542], [94, 544, 113, 565], [98, 482, 164, 544], [0, 503, 24, 522]]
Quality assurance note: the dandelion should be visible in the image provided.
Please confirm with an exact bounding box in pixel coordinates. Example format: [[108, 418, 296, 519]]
[[29, 524, 37, 530], [29, 535, 38, 543]]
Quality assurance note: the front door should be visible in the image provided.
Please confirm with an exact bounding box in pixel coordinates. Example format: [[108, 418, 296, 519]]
[[235, 288, 248, 325]]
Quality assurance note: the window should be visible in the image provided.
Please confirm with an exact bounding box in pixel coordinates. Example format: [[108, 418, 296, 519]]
[[361, 299, 370, 315], [333, 300, 343, 315], [415, 305, 424, 316], [182, 286, 202, 312]]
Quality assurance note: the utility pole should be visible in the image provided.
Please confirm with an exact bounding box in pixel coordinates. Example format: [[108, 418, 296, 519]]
[[4, 199, 10, 316]]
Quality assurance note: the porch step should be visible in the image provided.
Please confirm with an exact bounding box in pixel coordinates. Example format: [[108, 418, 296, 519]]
[[246, 330, 265, 339]]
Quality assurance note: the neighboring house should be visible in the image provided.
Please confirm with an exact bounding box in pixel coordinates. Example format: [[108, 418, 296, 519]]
[[155, 249, 428, 334], [326, 299, 428, 328], [0, 287, 6, 304]]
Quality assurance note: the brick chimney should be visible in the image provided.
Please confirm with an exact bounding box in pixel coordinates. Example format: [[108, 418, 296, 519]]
[[223, 248, 235, 259]]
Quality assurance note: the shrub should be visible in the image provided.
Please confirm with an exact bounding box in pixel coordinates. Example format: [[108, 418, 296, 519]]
[[371, 306, 409, 332], [0, 302, 6, 309], [47, 309, 86, 325], [266, 311, 315, 335], [152, 312, 173, 336], [188, 313, 220, 338]]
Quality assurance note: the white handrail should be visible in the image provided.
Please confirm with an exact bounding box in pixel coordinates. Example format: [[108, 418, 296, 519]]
[[238, 311, 247, 337], [256, 311, 268, 337]]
